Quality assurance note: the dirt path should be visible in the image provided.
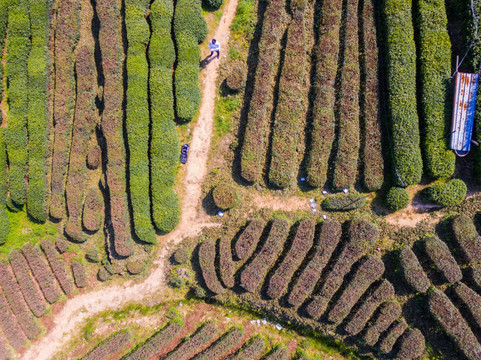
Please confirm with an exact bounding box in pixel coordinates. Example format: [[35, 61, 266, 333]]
[[22, 1, 237, 358]]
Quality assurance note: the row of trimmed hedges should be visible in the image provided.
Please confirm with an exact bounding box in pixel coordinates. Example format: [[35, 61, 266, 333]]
[[470, 264, 481, 289], [97, 0, 133, 257], [306, 220, 378, 318], [360, 0, 384, 191], [49, 0, 81, 219], [22, 243, 62, 304], [399, 246, 430, 293], [363, 301, 402, 346], [428, 288, 481, 360], [263, 346, 288, 360], [9, 249, 47, 317], [382, 0, 423, 186], [415, 0, 455, 179], [0, 262, 40, 339], [0, 291, 27, 350], [396, 328, 425, 359], [65, 44, 97, 242], [306, 0, 343, 187], [332, 0, 360, 190], [219, 237, 235, 288], [0, 129, 9, 245], [5, 4, 31, 205], [240, 218, 290, 293], [226, 336, 265, 360], [451, 214, 481, 265], [124, 321, 182, 360], [125, 0, 156, 244], [423, 235, 462, 284], [81, 330, 131, 360], [345, 280, 395, 335], [234, 219, 265, 260], [164, 321, 218, 360], [267, 219, 315, 299], [268, 0, 307, 188], [82, 187, 103, 233], [26, 0, 50, 222], [287, 219, 342, 307], [173, 0, 206, 122], [327, 255, 385, 324], [239, 0, 287, 182], [71, 261, 87, 288], [322, 193, 366, 211], [453, 282, 481, 330], [149, 0, 180, 233], [198, 239, 225, 294], [378, 319, 407, 354], [40, 239, 74, 295], [192, 326, 244, 360]]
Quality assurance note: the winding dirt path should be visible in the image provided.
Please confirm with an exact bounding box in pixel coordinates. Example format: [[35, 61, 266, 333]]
[[22, 2, 237, 358]]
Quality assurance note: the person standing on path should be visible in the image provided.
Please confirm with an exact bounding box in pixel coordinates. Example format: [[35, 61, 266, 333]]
[[208, 39, 220, 58]]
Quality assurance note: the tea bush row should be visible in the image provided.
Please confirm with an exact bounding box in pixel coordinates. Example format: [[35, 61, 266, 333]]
[[234, 219, 265, 260], [40, 239, 74, 295], [82, 187, 103, 232], [0, 129, 9, 245], [263, 346, 288, 360], [423, 235, 462, 284], [396, 328, 425, 359], [50, 0, 81, 219], [240, 0, 287, 182], [453, 282, 481, 331], [192, 326, 244, 360], [219, 237, 235, 288], [164, 321, 217, 360], [322, 193, 366, 211], [451, 214, 481, 265], [0, 291, 27, 350], [363, 301, 402, 346], [306, 0, 342, 187], [149, 0, 180, 233], [226, 336, 264, 360], [198, 239, 225, 294], [399, 246, 430, 293], [81, 330, 131, 360], [71, 261, 88, 288], [378, 319, 407, 354]]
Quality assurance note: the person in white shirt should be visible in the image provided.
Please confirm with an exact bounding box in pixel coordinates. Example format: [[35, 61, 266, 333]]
[[208, 39, 220, 58]]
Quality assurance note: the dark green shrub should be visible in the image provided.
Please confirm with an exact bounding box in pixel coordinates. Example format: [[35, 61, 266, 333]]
[[193, 284, 206, 298], [86, 248, 100, 263], [423, 179, 467, 206], [263, 346, 288, 360], [173, 247, 190, 264], [212, 183, 239, 209], [415, 0, 455, 179], [306, 0, 342, 187], [322, 193, 367, 211], [385, 186, 409, 211], [174, 0, 207, 43], [203, 0, 223, 9], [226, 64, 246, 91], [382, 0, 423, 186]]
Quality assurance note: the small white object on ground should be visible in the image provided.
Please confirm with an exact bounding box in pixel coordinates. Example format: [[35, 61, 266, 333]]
[[250, 320, 256, 324], [309, 198, 315, 203], [262, 318, 267, 324], [312, 209, 317, 214], [322, 190, 328, 195], [276, 324, 282, 330], [179, 302, 183, 307], [343, 188, 349, 193], [217, 211, 224, 217], [377, 247, 381, 251], [300, 177, 306, 182], [322, 214, 327, 220]]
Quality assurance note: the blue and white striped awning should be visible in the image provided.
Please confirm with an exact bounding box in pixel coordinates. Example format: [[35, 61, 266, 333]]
[[450, 72, 479, 156]]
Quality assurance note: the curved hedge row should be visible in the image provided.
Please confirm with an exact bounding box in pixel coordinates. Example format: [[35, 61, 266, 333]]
[[173, 0, 206, 122], [453, 282, 481, 330], [423, 235, 462, 284], [198, 239, 225, 294], [322, 193, 367, 211], [287, 219, 341, 307], [360, 0, 383, 191], [378, 319, 407, 354], [415, 0, 455, 179], [26, 0, 50, 222], [40, 239, 74, 295], [71, 261, 87, 288], [65, 45, 97, 242], [396, 328, 425, 360], [81, 330, 130, 360], [219, 237, 235, 288], [9, 249, 47, 317], [192, 327, 244, 360], [0, 291, 27, 350], [0, 262, 40, 340], [327, 255, 385, 324], [164, 321, 218, 360], [234, 219, 265, 260], [226, 336, 265, 360], [267, 219, 315, 299], [50, 0, 81, 219], [428, 288, 481, 360], [125, 0, 156, 244], [149, 0, 180, 233], [22, 243, 61, 304], [451, 215, 481, 265], [97, 0, 133, 257], [382, 0, 423, 186], [306, 0, 342, 187], [240, 0, 287, 182], [0, 129, 9, 245], [332, 0, 360, 190], [423, 179, 467, 207], [240, 218, 289, 293], [82, 187, 103, 233], [399, 246, 430, 293], [363, 301, 402, 346], [124, 321, 182, 360], [345, 280, 395, 335], [5, 4, 31, 205], [268, 2, 307, 188], [306, 220, 378, 318]]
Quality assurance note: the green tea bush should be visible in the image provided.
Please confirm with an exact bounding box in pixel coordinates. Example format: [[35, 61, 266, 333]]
[[81, 330, 130, 360], [306, 0, 342, 187], [198, 239, 225, 294], [0, 129, 10, 245], [378, 319, 407, 354], [40, 239, 74, 295], [86, 248, 100, 263], [226, 64, 246, 91], [173, 247, 190, 264], [322, 193, 367, 211], [416, 0, 455, 179], [451, 215, 481, 265], [385, 186, 409, 211], [234, 219, 265, 260], [127, 260, 145, 275], [5, 4, 31, 205], [212, 183, 239, 209], [399, 246, 430, 293], [423, 178, 467, 206], [219, 237, 235, 288], [423, 235, 462, 284], [382, 0, 423, 186], [203, 0, 223, 9], [453, 282, 481, 330], [150, 0, 180, 233], [173, 0, 207, 43], [26, 0, 50, 222]]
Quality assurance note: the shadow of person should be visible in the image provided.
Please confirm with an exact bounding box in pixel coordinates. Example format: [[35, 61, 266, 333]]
[[200, 55, 216, 70]]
